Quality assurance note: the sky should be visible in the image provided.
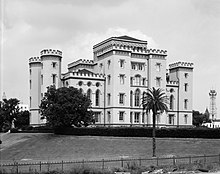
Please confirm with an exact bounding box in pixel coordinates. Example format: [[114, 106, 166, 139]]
[[1, 0, 220, 114]]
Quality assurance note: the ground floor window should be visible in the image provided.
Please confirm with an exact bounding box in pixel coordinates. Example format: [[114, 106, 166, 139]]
[[168, 114, 174, 125], [184, 114, 188, 124], [130, 112, 133, 123], [107, 111, 111, 123], [134, 112, 140, 123], [119, 111, 124, 121], [142, 112, 145, 123], [94, 112, 101, 122]]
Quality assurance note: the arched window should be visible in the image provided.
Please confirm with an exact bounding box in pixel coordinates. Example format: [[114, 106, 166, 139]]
[[134, 89, 140, 106], [79, 88, 83, 94], [95, 90, 100, 106], [87, 89, 92, 101], [135, 75, 141, 86], [170, 95, 174, 110], [130, 91, 133, 107]]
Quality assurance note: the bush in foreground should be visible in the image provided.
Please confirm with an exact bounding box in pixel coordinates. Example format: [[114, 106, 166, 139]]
[[55, 126, 220, 139]]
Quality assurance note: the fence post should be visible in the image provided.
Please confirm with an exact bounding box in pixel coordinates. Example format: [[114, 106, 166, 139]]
[[102, 159, 104, 170], [62, 160, 64, 172], [139, 158, 142, 166], [82, 159, 85, 169], [16, 162, 19, 174], [121, 158, 123, 168], [189, 156, 191, 165], [39, 161, 41, 172], [204, 154, 206, 165], [156, 157, 159, 166], [219, 154, 220, 165], [173, 156, 176, 166], [47, 162, 50, 172]]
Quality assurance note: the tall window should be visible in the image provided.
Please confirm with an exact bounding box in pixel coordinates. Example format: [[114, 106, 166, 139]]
[[30, 80, 31, 89], [120, 59, 125, 68], [170, 95, 174, 110], [156, 77, 161, 87], [130, 77, 133, 86], [184, 99, 188, 109], [95, 90, 100, 106], [134, 89, 140, 106], [94, 112, 101, 122], [41, 75, 43, 85], [134, 112, 140, 123], [135, 75, 141, 86], [130, 91, 133, 107], [131, 63, 136, 70], [52, 74, 56, 84], [169, 115, 174, 125], [184, 83, 188, 92], [107, 93, 111, 105], [184, 114, 188, 124], [107, 111, 111, 123], [52, 62, 56, 68], [130, 112, 133, 123], [142, 112, 145, 123], [138, 63, 144, 70], [107, 75, 111, 85], [107, 60, 111, 69], [156, 63, 161, 72], [119, 111, 124, 121], [79, 88, 83, 93], [119, 93, 125, 104], [184, 73, 188, 78], [87, 89, 92, 101], [30, 97, 31, 108], [120, 74, 125, 84], [142, 78, 146, 86]]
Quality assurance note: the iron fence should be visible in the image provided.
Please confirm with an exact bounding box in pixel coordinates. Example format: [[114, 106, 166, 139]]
[[1, 154, 220, 174]]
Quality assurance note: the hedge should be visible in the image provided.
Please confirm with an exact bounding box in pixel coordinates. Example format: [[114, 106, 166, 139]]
[[54, 127, 220, 139]]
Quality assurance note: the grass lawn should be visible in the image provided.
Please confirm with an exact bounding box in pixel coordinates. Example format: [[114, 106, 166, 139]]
[[1, 133, 220, 163]]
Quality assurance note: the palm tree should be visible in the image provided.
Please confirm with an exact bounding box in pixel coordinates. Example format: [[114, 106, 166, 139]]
[[142, 87, 168, 157]]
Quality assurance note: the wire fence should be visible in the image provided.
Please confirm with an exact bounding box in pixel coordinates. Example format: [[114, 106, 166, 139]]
[[1, 154, 220, 174]]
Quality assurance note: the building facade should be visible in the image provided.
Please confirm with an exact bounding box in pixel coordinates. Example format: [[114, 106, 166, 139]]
[[29, 36, 194, 127]]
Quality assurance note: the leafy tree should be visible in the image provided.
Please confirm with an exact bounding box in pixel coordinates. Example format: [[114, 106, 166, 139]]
[[14, 110, 30, 129], [193, 110, 211, 127], [40, 86, 94, 128], [142, 87, 168, 157], [0, 98, 20, 131]]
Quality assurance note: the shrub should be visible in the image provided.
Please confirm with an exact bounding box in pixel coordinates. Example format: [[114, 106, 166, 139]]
[[55, 127, 220, 139]]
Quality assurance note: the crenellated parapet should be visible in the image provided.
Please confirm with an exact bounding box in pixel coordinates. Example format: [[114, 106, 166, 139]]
[[146, 49, 167, 56], [93, 36, 149, 57], [68, 59, 95, 69], [169, 61, 194, 70], [166, 80, 179, 86], [62, 71, 105, 80], [93, 36, 168, 58], [40, 49, 62, 57], [29, 57, 41, 64]]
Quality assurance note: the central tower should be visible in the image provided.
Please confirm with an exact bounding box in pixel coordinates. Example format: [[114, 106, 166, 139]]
[[209, 89, 217, 120]]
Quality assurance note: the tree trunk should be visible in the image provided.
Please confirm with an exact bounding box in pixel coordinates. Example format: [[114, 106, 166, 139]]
[[152, 112, 156, 157]]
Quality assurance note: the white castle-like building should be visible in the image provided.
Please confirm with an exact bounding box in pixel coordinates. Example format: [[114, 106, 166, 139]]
[[29, 36, 194, 127]]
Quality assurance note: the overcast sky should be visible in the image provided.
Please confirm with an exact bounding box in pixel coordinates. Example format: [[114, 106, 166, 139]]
[[1, 0, 220, 114]]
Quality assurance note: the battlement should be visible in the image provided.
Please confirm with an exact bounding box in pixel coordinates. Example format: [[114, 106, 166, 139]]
[[166, 80, 179, 86], [169, 61, 194, 69], [40, 49, 62, 57], [62, 71, 105, 79], [68, 59, 95, 69], [29, 57, 41, 64], [146, 49, 167, 55]]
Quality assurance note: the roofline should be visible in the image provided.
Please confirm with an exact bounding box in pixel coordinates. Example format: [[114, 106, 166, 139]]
[[93, 36, 148, 49]]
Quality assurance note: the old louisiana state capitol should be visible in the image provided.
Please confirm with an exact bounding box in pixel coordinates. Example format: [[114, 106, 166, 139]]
[[29, 36, 194, 127]]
